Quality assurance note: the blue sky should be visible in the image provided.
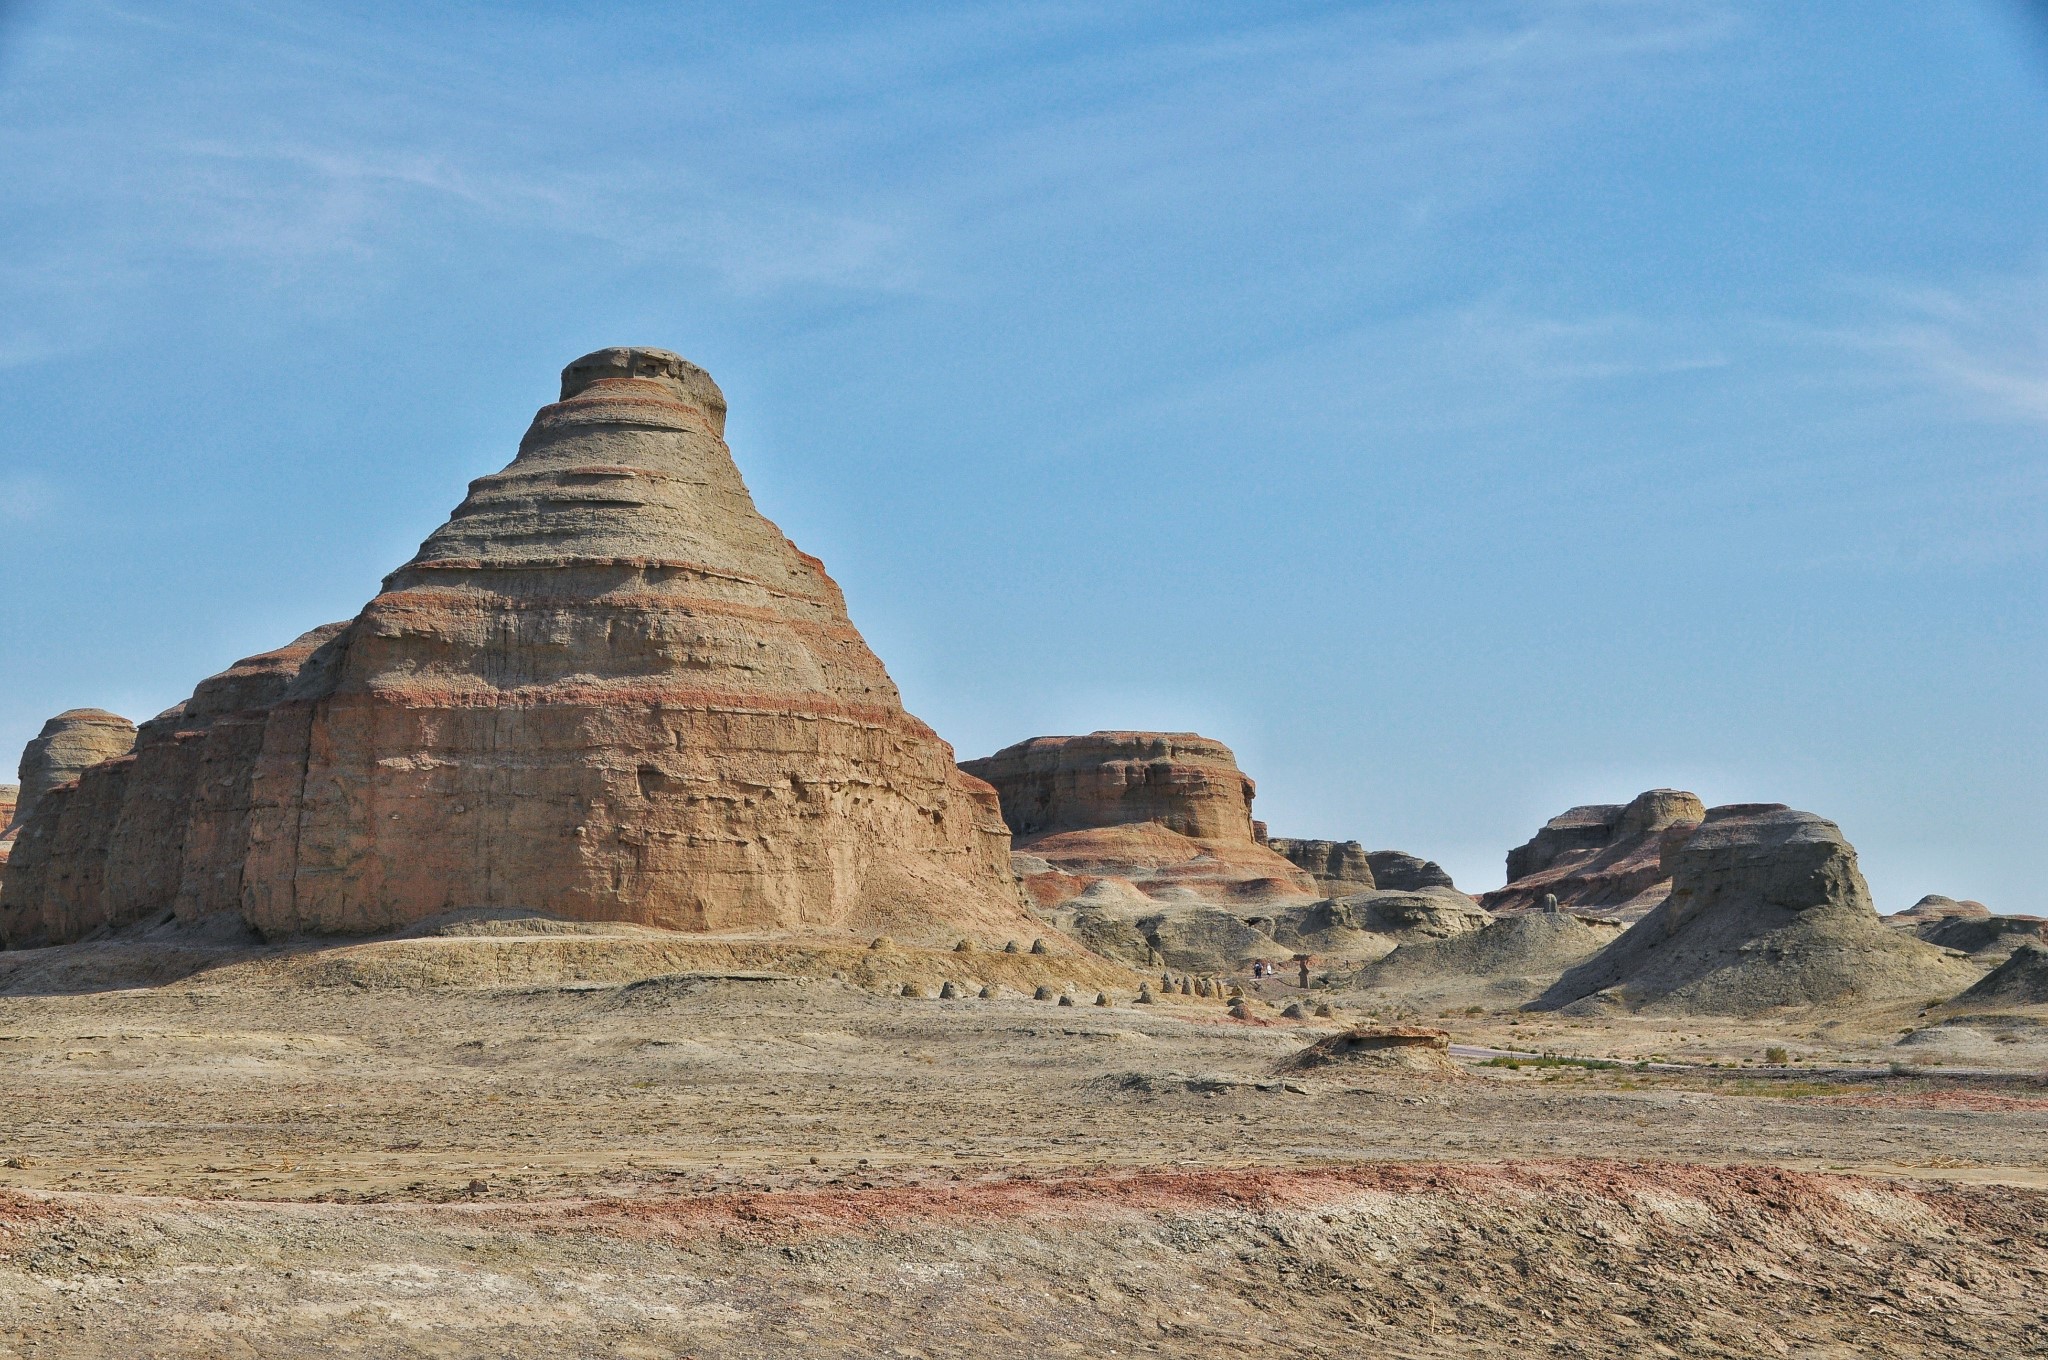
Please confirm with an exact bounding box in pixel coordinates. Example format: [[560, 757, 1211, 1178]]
[[0, 1, 2042, 906]]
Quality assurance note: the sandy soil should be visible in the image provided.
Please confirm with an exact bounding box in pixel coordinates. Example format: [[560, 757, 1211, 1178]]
[[1, 933, 2044, 1356]]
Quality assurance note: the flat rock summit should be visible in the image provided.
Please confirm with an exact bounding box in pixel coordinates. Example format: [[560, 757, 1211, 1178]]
[[1, 348, 1031, 948]]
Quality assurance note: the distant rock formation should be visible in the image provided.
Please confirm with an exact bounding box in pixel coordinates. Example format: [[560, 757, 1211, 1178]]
[[1482, 790, 1705, 922], [1893, 894, 1990, 923], [1886, 895, 2044, 965], [1365, 850, 1457, 892], [962, 732, 1317, 908], [1266, 840, 1462, 896], [963, 732, 1341, 972], [0, 784, 15, 894], [1530, 804, 1974, 1015], [1268, 838, 1375, 892], [9, 710, 136, 834], [2, 347, 1034, 950]]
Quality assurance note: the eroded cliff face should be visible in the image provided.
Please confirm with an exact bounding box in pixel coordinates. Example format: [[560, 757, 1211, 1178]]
[[1, 347, 1031, 948], [962, 732, 1263, 843], [1481, 789, 1705, 922]]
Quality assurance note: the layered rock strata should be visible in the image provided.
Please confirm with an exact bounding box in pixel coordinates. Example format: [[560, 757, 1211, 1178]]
[[2, 347, 1032, 948], [1482, 790, 1704, 922], [1531, 804, 1974, 1015], [963, 732, 1333, 971], [1268, 838, 1375, 892], [962, 732, 1318, 907], [9, 710, 136, 834], [1, 629, 345, 946]]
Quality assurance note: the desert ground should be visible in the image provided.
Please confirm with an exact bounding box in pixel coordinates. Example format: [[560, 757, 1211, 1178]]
[[1, 922, 2044, 1358]]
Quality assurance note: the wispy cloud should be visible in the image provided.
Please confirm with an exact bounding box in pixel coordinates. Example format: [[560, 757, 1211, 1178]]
[[1816, 267, 2048, 425]]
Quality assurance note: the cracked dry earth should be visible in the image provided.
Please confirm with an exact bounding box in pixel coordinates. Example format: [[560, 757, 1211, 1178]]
[[2, 953, 2046, 1357]]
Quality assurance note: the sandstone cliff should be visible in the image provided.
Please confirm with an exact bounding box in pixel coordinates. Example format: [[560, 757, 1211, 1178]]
[[1481, 790, 1704, 922], [962, 732, 1317, 906], [962, 732, 1333, 970], [1530, 804, 1974, 1015], [1364, 850, 1457, 892], [2, 347, 1033, 949]]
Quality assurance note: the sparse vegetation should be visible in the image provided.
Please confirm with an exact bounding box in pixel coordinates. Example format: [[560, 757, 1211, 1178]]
[[1481, 1055, 1620, 1071]]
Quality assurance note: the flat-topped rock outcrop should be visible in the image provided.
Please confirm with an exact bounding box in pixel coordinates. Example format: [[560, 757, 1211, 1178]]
[[963, 731, 1327, 971], [2, 347, 1034, 949], [1267, 838, 1375, 892], [1531, 804, 1974, 1015], [1481, 789, 1704, 922], [962, 732, 1317, 906]]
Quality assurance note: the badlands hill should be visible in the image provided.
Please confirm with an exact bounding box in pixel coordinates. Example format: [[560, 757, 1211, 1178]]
[[1, 347, 1037, 950], [1481, 789, 1703, 922], [1533, 804, 1975, 1015]]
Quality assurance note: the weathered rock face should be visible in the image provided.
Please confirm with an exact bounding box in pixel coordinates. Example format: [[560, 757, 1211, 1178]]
[[1531, 805, 1974, 1015], [9, 711, 135, 834], [1268, 839, 1375, 892], [1482, 790, 1704, 922], [963, 732, 1260, 842], [963, 732, 1316, 903], [2, 347, 1032, 949], [0, 627, 347, 946], [1364, 851, 1457, 893], [1352, 912, 1627, 1010], [963, 731, 1323, 972]]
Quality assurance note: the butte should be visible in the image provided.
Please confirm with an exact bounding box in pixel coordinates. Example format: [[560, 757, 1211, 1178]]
[[2, 347, 1032, 948]]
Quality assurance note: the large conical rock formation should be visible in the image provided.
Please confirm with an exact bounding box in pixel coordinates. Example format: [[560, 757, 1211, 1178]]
[[1, 348, 1029, 947], [1530, 804, 1974, 1015]]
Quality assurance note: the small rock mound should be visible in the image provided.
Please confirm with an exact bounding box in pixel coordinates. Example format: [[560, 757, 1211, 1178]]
[[1285, 1026, 1458, 1076]]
